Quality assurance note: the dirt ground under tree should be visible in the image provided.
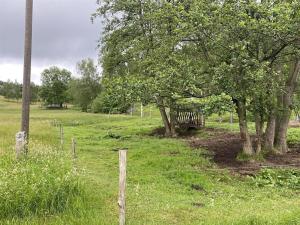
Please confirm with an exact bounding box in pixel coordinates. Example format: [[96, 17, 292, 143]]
[[186, 128, 300, 175]]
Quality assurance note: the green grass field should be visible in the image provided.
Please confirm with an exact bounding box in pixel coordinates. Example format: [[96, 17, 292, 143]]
[[1, 96, 300, 225]]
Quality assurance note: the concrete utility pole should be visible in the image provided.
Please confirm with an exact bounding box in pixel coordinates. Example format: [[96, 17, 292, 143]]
[[21, 0, 33, 140]]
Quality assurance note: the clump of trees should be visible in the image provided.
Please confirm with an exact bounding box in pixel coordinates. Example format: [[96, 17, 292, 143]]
[[38, 59, 102, 111], [94, 0, 300, 156]]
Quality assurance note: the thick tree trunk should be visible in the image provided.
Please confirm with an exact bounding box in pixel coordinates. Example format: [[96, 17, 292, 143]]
[[236, 99, 254, 155], [274, 60, 300, 154], [201, 114, 206, 127], [169, 107, 178, 137], [274, 109, 290, 154], [159, 105, 171, 136], [156, 97, 171, 137], [255, 114, 264, 154], [264, 112, 276, 151]]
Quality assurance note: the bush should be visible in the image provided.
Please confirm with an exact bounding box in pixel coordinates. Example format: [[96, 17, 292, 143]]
[[91, 92, 131, 114], [91, 93, 106, 113], [0, 146, 84, 219]]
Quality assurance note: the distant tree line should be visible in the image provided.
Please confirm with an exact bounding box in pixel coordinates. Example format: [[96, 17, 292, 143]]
[[0, 80, 39, 103], [0, 59, 118, 113]]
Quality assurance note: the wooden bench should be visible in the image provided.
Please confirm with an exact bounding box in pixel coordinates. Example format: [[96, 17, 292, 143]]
[[175, 110, 205, 128]]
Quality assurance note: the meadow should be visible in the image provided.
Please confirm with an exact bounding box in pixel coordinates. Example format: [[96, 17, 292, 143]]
[[1, 96, 300, 225]]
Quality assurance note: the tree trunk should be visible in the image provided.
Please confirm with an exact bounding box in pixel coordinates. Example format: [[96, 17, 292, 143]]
[[21, 0, 33, 141], [274, 60, 300, 154], [255, 114, 264, 154], [274, 108, 290, 154], [169, 107, 178, 137], [236, 99, 254, 155], [264, 112, 276, 151], [156, 97, 171, 136], [201, 113, 205, 127]]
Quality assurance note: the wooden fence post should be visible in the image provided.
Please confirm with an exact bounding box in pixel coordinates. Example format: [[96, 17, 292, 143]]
[[60, 124, 64, 147], [16, 131, 26, 158], [140, 103, 143, 118], [230, 112, 234, 124], [118, 149, 127, 225], [72, 138, 77, 159]]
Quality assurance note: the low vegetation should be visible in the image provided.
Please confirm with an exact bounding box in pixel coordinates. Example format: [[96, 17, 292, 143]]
[[253, 169, 300, 190]]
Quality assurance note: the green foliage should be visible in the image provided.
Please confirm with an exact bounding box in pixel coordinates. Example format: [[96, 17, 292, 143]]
[[95, 0, 202, 113], [91, 92, 131, 114], [253, 169, 300, 189], [176, 94, 234, 116], [68, 59, 101, 112], [40, 67, 71, 107], [95, 0, 300, 143], [30, 82, 40, 103], [91, 76, 142, 113]]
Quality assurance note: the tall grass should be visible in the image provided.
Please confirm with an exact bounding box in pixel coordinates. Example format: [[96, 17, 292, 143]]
[[0, 145, 84, 219]]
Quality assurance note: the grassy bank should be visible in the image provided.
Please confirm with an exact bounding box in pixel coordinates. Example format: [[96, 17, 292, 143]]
[[0, 97, 300, 225]]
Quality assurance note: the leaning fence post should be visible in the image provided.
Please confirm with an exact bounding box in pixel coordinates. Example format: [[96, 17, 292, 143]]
[[118, 149, 127, 225], [16, 131, 26, 159]]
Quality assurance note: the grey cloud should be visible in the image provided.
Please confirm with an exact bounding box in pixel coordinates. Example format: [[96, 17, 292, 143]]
[[0, 0, 103, 65]]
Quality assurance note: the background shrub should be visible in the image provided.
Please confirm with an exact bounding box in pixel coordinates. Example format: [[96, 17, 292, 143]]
[[91, 92, 131, 114]]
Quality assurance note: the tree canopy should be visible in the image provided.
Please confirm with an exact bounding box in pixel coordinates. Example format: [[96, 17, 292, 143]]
[[68, 58, 102, 112], [95, 0, 300, 155]]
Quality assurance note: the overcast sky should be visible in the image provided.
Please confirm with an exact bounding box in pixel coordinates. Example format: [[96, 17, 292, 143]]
[[0, 0, 103, 84]]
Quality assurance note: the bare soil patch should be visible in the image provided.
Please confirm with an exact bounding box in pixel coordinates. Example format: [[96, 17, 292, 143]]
[[187, 128, 300, 175]]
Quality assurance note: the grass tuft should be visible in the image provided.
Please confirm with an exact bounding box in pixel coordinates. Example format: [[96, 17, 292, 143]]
[[0, 145, 84, 219]]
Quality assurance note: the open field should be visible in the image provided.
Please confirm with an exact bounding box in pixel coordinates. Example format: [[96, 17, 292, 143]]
[[1, 96, 300, 225]]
